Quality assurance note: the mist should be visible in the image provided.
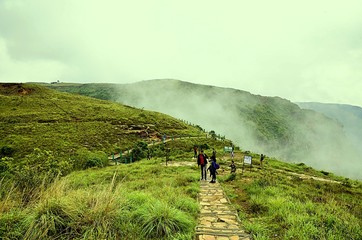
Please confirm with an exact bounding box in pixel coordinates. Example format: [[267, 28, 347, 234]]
[[1, 1, 362, 107], [115, 79, 361, 180]]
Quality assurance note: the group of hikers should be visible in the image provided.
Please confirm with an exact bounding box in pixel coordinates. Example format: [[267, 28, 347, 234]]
[[196, 148, 219, 183], [195, 145, 265, 183]]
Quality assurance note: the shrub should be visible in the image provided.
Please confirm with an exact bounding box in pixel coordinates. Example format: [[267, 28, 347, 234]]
[[24, 198, 77, 239], [5, 148, 73, 200], [135, 200, 193, 239], [131, 141, 148, 161], [74, 149, 108, 169], [320, 170, 330, 176], [0, 146, 15, 157], [224, 173, 236, 182]]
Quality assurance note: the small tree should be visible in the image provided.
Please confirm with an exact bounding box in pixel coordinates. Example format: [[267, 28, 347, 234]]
[[0, 146, 14, 158], [132, 141, 148, 161], [209, 130, 217, 140]]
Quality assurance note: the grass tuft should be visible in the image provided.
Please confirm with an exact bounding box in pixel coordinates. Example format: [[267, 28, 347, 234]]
[[135, 200, 193, 238]]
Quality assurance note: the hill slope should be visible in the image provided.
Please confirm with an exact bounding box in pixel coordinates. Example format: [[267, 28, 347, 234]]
[[1, 141, 361, 239], [0, 83, 202, 183], [297, 102, 362, 156], [47, 80, 361, 179]]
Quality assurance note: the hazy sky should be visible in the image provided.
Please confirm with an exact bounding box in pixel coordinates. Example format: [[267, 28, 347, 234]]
[[1, 0, 362, 106]]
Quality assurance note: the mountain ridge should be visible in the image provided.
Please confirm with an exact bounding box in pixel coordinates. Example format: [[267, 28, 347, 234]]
[[46, 79, 362, 179]]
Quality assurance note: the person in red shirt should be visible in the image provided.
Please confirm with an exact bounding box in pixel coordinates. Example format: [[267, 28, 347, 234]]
[[197, 150, 208, 180]]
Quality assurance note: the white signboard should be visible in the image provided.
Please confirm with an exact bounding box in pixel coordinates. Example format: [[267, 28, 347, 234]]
[[244, 156, 252, 165], [224, 146, 233, 152]]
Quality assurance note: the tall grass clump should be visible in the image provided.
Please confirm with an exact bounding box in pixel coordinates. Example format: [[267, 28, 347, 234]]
[[134, 200, 193, 239], [24, 197, 78, 239]]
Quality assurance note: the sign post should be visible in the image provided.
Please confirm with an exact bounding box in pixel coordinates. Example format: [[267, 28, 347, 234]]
[[165, 148, 170, 166], [242, 155, 252, 174]]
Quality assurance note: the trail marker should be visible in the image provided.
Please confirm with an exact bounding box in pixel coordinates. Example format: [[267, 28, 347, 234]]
[[242, 155, 252, 173], [224, 146, 233, 153]]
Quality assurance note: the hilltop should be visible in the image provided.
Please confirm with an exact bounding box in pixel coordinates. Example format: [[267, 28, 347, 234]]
[[47, 79, 361, 179]]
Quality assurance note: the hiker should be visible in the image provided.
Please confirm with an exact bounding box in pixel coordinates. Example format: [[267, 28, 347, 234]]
[[208, 158, 219, 183], [197, 150, 208, 180], [260, 154, 265, 167], [147, 149, 152, 160], [230, 160, 236, 174], [193, 146, 198, 159], [211, 148, 216, 161]]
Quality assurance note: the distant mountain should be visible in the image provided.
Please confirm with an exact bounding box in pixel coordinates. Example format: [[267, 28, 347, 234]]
[[297, 102, 362, 156], [47, 79, 362, 179]]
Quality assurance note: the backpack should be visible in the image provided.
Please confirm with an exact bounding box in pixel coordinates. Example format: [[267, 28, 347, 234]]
[[214, 162, 220, 169]]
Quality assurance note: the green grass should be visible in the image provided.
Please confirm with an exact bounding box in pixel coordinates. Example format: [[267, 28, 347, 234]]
[[0, 83, 205, 195], [0, 83, 200, 159], [220, 158, 362, 240], [0, 158, 200, 239], [1, 83, 362, 239]]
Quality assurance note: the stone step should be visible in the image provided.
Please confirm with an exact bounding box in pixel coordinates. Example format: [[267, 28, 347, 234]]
[[199, 211, 238, 216], [195, 226, 248, 236], [196, 179, 251, 240]]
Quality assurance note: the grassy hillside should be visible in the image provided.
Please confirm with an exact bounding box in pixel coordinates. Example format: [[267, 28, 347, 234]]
[[0, 83, 202, 156], [219, 154, 362, 239], [0, 83, 203, 195], [1, 137, 361, 239], [46, 80, 362, 179], [0, 83, 361, 239]]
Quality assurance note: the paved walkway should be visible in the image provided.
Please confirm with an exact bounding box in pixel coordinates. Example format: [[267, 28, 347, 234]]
[[196, 180, 251, 240]]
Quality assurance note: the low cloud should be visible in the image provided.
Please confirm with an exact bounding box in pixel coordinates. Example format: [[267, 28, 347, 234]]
[[116, 80, 362, 179], [1, 1, 362, 106]]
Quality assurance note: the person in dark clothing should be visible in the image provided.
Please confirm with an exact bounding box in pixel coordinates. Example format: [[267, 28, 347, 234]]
[[197, 150, 208, 180], [260, 154, 265, 168], [230, 160, 236, 174], [211, 148, 216, 161], [147, 149, 152, 160], [208, 158, 218, 183], [193, 146, 198, 159]]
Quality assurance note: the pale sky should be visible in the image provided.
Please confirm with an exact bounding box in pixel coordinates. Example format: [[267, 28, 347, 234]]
[[1, 0, 362, 106]]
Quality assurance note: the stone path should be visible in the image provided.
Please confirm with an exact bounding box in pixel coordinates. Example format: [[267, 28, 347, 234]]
[[196, 180, 251, 240]]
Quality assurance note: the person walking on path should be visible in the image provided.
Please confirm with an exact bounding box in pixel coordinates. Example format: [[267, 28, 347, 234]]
[[197, 150, 208, 180], [260, 154, 265, 168], [208, 158, 219, 183], [193, 145, 198, 159], [211, 148, 216, 161], [230, 160, 236, 174], [231, 145, 234, 159]]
